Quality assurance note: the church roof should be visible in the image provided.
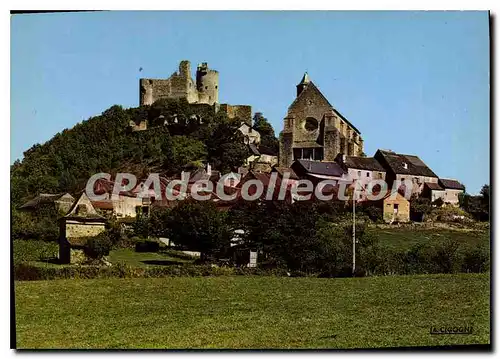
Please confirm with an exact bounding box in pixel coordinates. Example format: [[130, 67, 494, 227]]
[[288, 80, 361, 135], [298, 72, 310, 85]]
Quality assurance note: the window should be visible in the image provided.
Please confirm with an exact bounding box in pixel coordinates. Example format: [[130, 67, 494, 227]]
[[366, 172, 370, 177], [293, 147, 324, 161], [304, 117, 318, 132], [215, 86, 218, 89], [394, 204, 399, 214], [205, 86, 208, 90], [358, 170, 361, 177], [378, 172, 383, 179]]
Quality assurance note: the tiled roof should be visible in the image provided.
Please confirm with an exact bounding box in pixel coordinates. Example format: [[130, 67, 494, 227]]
[[424, 182, 444, 191], [19, 193, 74, 210], [376, 150, 438, 178], [439, 178, 465, 190], [91, 200, 114, 210], [258, 145, 278, 156], [272, 167, 300, 180], [343, 156, 385, 172], [294, 159, 345, 177]]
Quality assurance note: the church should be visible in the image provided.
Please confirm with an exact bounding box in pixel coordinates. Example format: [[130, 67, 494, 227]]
[[279, 73, 364, 168]]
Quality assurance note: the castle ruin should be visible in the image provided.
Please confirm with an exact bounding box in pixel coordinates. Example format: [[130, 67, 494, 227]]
[[138, 60, 252, 126]]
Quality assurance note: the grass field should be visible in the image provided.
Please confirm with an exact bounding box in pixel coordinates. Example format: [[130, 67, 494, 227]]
[[369, 227, 489, 251], [14, 273, 490, 349]]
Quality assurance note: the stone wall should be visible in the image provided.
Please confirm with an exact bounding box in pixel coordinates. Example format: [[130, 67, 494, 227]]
[[279, 80, 363, 167], [65, 221, 106, 239], [443, 188, 463, 205], [139, 61, 218, 106], [383, 196, 410, 223], [220, 104, 252, 125]]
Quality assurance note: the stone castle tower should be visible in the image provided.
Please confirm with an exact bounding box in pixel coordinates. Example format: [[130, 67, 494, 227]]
[[132, 60, 252, 130], [279, 73, 364, 168], [140, 60, 219, 106]]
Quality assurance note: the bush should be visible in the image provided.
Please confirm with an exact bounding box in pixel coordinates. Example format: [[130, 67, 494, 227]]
[[431, 206, 470, 223], [429, 239, 460, 273], [461, 247, 489, 273], [84, 233, 112, 259], [13, 240, 58, 264], [13, 262, 290, 281], [360, 205, 383, 223], [135, 240, 160, 253]]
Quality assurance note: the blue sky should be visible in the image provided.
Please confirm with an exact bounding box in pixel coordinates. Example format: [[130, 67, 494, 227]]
[[11, 11, 489, 193]]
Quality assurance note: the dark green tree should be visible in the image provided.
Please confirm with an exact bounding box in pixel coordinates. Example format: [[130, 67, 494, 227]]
[[165, 200, 231, 260], [253, 112, 279, 153]]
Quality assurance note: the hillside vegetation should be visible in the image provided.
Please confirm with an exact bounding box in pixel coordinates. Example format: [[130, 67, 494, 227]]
[[11, 98, 258, 206]]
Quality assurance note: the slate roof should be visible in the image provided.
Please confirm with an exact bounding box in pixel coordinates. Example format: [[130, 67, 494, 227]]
[[18, 193, 74, 210], [294, 159, 345, 177], [439, 178, 465, 190], [248, 143, 260, 156], [343, 156, 385, 172], [289, 80, 361, 135], [258, 145, 278, 156], [376, 150, 438, 178], [424, 182, 444, 191]]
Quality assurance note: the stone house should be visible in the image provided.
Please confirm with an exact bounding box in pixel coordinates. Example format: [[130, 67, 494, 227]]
[[335, 154, 386, 186], [438, 178, 465, 206], [381, 192, 410, 223], [245, 144, 279, 172], [279, 72, 364, 168], [422, 178, 465, 206], [238, 122, 261, 145], [422, 182, 446, 203], [374, 149, 438, 197], [18, 193, 75, 214], [91, 178, 151, 220], [59, 192, 106, 264]]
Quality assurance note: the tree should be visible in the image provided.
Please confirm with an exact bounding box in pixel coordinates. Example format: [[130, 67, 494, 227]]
[[169, 136, 207, 173], [165, 200, 231, 260], [459, 184, 489, 221], [206, 114, 249, 172], [253, 112, 279, 153], [409, 195, 432, 222]]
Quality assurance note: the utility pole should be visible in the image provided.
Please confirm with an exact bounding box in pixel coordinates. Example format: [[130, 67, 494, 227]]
[[352, 193, 356, 276]]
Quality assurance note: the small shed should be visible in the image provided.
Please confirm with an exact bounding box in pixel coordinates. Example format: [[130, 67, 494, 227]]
[[382, 192, 410, 223], [59, 192, 107, 264]]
